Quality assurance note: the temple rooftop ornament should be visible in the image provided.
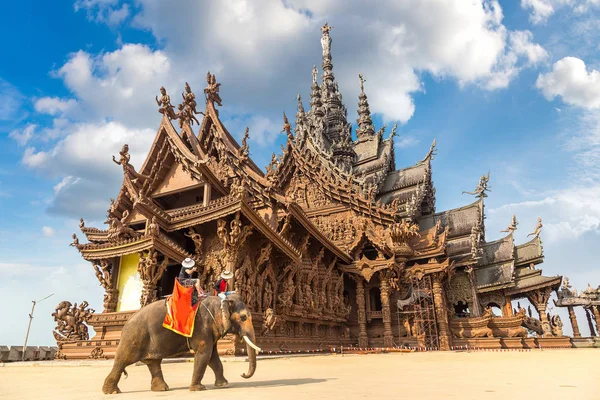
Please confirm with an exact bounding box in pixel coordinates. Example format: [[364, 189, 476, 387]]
[[204, 71, 222, 106], [501, 214, 519, 233], [527, 217, 543, 238], [462, 171, 491, 198]]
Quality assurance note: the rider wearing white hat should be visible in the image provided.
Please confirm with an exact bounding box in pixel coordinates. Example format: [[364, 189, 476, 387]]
[[178, 257, 207, 301], [214, 270, 235, 300]]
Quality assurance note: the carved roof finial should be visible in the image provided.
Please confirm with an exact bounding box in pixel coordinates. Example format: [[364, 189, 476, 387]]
[[501, 214, 518, 233], [416, 139, 437, 165], [462, 171, 491, 198], [527, 217, 543, 238], [359, 73, 365, 94], [356, 73, 375, 140], [204, 71, 223, 107], [156, 86, 176, 120], [312, 65, 318, 84], [391, 123, 398, 138], [281, 112, 293, 140]]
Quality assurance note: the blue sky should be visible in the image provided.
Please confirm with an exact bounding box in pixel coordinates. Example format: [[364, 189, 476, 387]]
[[1, 0, 599, 345]]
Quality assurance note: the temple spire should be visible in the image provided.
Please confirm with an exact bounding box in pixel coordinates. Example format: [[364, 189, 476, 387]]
[[356, 73, 375, 140], [309, 65, 323, 118]]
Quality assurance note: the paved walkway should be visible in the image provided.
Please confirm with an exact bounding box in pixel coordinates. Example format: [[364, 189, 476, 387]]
[[1, 349, 598, 399]]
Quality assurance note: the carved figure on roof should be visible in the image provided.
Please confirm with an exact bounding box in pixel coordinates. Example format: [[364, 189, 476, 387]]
[[204, 71, 223, 106], [321, 23, 333, 58], [417, 139, 437, 165], [311, 65, 318, 84], [527, 217, 543, 237], [108, 198, 116, 215], [105, 214, 137, 241], [112, 144, 149, 183], [501, 214, 518, 233], [175, 102, 199, 128], [184, 227, 203, 257], [359, 73, 365, 93], [79, 218, 85, 229], [155, 86, 177, 120], [182, 82, 200, 115], [70, 233, 81, 248], [462, 171, 490, 198], [390, 123, 397, 138], [230, 177, 246, 200], [281, 112, 293, 140], [238, 127, 250, 162]]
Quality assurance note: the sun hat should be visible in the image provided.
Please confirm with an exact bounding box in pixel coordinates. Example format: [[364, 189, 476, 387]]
[[221, 270, 233, 280], [181, 257, 195, 268]]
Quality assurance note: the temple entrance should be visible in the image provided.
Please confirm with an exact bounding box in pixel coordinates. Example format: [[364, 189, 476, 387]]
[[411, 275, 439, 349]]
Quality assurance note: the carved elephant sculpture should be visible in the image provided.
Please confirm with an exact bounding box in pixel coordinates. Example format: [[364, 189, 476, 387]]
[[102, 294, 259, 394]]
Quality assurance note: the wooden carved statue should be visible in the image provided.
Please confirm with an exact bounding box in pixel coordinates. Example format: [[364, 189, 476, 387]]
[[204, 71, 223, 106], [462, 172, 491, 198], [52, 301, 95, 343], [527, 217, 543, 238], [261, 308, 278, 336], [184, 227, 203, 257], [112, 144, 149, 183], [155, 86, 177, 119], [138, 251, 169, 307]]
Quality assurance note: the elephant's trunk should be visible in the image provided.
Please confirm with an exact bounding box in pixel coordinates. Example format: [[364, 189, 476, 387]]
[[241, 332, 258, 378]]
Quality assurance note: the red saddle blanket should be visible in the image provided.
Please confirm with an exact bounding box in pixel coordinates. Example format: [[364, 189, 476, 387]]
[[162, 280, 199, 337]]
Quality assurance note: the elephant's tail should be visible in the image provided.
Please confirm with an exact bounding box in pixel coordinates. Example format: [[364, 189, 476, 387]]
[[123, 368, 128, 379]]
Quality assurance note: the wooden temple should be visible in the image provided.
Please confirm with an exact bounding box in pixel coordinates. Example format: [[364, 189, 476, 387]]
[[54, 24, 583, 359]]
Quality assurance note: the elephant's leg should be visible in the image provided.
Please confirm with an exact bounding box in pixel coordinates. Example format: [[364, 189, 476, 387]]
[[209, 345, 228, 388], [102, 359, 128, 394], [146, 359, 169, 391], [189, 348, 212, 391]]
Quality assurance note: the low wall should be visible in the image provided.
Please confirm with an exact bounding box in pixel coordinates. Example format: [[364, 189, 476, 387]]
[[0, 346, 57, 362]]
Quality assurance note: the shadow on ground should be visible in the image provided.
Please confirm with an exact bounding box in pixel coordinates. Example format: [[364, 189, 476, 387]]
[[149, 378, 332, 393]]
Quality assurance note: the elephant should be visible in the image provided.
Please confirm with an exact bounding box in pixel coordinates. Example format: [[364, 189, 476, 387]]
[[102, 293, 259, 394]]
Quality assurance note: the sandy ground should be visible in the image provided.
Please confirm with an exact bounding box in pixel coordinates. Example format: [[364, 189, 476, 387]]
[[1, 349, 598, 400]]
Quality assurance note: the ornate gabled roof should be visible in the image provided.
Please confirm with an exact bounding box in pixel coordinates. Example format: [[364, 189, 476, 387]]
[[514, 235, 544, 266], [478, 233, 515, 267]]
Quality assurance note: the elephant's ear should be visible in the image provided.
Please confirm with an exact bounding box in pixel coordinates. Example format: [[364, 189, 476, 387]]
[[223, 298, 235, 313]]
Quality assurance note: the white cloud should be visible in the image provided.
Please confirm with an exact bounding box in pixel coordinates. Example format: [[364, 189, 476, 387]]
[[9, 124, 36, 146], [536, 57, 600, 108], [521, 0, 555, 24], [521, 0, 600, 25], [396, 136, 420, 149], [0, 78, 23, 121], [21, 121, 154, 218], [34, 97, 77, 116], [42, 226, 56, 237]]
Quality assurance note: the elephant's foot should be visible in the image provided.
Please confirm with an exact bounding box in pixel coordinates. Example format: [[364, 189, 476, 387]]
[[189, 384, 206, 391], [214, 379, 229, 388], [102, 384, 121, 395], [151, 378, 169, 392]]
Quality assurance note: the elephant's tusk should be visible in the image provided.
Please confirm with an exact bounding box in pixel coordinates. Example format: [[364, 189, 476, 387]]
[[243, 335, 262, 353]]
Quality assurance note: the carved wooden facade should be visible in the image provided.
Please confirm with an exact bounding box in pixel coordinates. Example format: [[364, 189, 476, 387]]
[[57, 24, 572, 359]]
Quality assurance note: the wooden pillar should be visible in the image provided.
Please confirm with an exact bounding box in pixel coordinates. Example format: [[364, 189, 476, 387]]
[[465, 266, 481, 317], [432, 274, 451, 351], [203, 183, 211, 206], [503, 295, 513, 317], [528, 287, 553, 337], [379, 275, 394, 348], [355, 279, 369, 348], [567, 306, 581, 338], [585, 308, 597, 337]]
